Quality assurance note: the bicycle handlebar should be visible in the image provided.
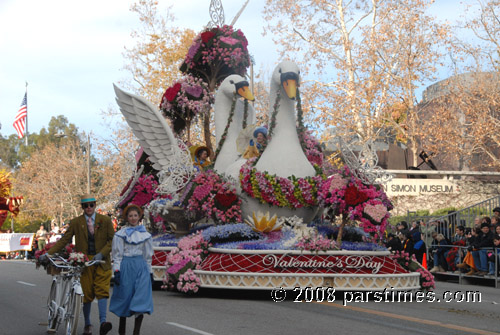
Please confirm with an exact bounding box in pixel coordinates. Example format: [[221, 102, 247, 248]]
[[85, 260, 105, 266], [47, 255, 104, 269]]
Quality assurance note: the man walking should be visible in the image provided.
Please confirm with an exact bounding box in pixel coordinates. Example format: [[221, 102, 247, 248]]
[[46, 194, 114, 335], [36, 224, 48, 250]]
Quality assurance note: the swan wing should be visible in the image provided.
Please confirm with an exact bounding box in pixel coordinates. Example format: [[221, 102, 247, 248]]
[[113, 84, 195, 193]]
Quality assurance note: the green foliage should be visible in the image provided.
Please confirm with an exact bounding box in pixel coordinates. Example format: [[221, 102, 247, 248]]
[[0, 115, 80, 169], [0, 212, 47, 233], [431, 207, 457, 216]]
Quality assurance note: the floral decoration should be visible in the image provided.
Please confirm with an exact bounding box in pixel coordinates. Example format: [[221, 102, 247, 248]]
[[317, 166, 393, 236], [160, 75, 213, 135], [129, 174, 160, 208], [180, 25, 250, 86], [67, 252, 89, 267], [240, 158, 325, 209], [391, 250, 435, 290], [213, 92, 237, 160], [244, 211, 282, 233], [184, 170, 241, 223], [295, 90, 323, 167], [300, 130, 323, 167], [201, 223, 260, 245], [35, 243, 76, 270], [163, 232, 211, 293], [295, 234, 337, 252]]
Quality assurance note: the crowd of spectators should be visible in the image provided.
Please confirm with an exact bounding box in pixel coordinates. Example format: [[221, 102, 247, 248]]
[[385, 207, 500, 278]]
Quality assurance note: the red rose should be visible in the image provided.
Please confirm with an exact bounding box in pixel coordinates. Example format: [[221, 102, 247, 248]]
[[344, 185, 368, 206], [215, 192, 237, 208], [163, 83, 181, 102], [201, 31, 216, 43]]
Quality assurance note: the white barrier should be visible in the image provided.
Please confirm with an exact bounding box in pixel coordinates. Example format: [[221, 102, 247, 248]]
[[0, 233, 35, 252]]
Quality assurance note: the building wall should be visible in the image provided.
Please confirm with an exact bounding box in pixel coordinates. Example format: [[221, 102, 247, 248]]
[[388, 179, 500, 216]]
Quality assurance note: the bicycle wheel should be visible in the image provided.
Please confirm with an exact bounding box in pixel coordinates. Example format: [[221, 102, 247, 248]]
[[47, 280, 59, 333], [65, 290, 82, 335]]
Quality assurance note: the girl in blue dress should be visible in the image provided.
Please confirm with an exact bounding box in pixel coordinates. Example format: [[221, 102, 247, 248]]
[[110, 204, 153, 335]]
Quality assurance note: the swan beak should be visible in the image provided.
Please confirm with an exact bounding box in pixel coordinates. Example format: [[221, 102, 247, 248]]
[[237, 86, 255, 101], [283, 79, 297, 99]]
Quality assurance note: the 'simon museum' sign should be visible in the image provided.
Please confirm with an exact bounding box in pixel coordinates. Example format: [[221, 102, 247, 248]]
[[381, 179, 458, 196]]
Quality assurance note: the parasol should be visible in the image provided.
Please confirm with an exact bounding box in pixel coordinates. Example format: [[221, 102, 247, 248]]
[[236, 124, 257, 154]]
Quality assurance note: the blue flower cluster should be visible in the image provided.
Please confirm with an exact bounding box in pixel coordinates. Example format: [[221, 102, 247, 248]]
[[152, 233, 181, 247], [150, 222, 387, 252], [201, 223, 259, 242], [215, 228, 297, 250], [341, 241, 387, 251]]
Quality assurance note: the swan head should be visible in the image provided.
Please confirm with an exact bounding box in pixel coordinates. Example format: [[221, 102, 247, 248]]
[[272, 61, 300, 99], [218, 74, 255, 101]]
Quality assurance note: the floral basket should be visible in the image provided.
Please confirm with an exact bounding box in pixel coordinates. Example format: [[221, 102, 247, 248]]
[[184, 170, 242, 223], [180, 25, 250, 87], [159, 75, 213, 135]]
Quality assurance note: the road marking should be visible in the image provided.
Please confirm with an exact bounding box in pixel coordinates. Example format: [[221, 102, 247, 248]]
[[166, 322, 214, 335], [316, 301, 498, 335], [17, 281, 36, 287]]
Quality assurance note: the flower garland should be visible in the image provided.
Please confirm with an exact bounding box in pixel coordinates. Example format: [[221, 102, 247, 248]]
[[295, 89, 323, 166], [240, 158, 325, 209], [180, 25, 250, 85], [317, 166, 393, 236], [185, 170, 242, 223], [159, 75, 213, 135], [242, 99, 249, 129], [213, 93, 237, 161]]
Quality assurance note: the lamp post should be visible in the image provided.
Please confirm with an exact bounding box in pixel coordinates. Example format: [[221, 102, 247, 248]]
[[55, 133, 91, 193]]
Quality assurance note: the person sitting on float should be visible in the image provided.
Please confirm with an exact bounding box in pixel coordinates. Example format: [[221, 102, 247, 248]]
[[243, 126, 268, 159], [192, 145, 211, 171]]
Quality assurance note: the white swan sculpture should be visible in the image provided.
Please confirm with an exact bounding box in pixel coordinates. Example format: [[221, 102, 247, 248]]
[[213, 74, 255, 174], [240, 61, 319, 221], [256, 61, 316, 178]]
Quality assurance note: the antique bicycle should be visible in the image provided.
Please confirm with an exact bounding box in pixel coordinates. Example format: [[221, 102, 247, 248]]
[[45, 255, 102, 335]]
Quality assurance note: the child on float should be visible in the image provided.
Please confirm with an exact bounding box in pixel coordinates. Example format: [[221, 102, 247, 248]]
[[192, 145, 211, 171], [243, 126, 267, 159], [110, 204, 153, 335]]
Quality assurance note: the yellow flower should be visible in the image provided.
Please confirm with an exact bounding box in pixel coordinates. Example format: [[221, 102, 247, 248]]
[[244, 211, 282, 233]]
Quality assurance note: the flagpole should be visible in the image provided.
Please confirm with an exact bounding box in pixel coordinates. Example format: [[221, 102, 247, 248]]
[[25, 82, 28, 146]]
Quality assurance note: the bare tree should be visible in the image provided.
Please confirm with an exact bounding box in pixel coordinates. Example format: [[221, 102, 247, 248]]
[[263, 0, 449, 158], [420, 0, 500, 170]]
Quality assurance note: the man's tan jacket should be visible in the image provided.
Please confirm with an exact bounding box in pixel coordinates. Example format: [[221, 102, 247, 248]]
[[48, 213, 114, 270]]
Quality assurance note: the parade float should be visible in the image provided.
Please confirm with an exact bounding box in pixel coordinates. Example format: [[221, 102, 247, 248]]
[[113, 2, 431, 293], [0, 170, 23, 229]]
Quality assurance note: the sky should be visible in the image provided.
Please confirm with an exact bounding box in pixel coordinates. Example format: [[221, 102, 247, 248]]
[[0, 0, 465, 142]]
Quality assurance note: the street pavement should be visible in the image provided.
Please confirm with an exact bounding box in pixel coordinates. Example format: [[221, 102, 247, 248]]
[[1, 260, 499, 335]]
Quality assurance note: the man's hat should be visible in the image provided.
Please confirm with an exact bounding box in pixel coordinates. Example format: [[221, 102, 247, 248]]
[[80, 194, 96, 204]]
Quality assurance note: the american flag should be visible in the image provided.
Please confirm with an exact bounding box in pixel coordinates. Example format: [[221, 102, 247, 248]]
[[13, 93, 27, 139]]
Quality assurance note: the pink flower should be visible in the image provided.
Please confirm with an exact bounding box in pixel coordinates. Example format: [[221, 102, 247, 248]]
[[220, 36, 240, 45], [364, 203, 388, 223]]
